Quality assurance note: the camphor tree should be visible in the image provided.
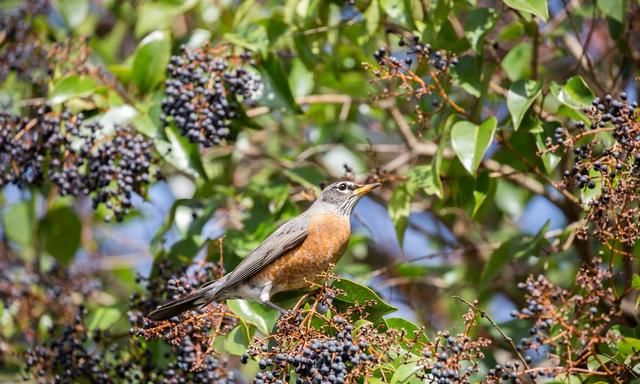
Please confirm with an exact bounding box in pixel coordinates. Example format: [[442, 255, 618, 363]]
[[0, 0, 639, 383]]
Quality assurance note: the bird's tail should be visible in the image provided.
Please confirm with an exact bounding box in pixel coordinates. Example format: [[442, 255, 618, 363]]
[[146, 280, 223, 321]]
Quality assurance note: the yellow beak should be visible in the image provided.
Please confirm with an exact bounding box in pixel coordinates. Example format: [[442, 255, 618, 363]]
[[353, 182, 381, 196]]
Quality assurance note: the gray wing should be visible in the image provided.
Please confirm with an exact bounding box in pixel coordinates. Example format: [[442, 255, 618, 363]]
[[218, 215, 309, 290]]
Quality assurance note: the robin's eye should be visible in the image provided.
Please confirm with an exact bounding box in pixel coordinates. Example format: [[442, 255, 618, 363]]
[[338, 183, 347, 191]]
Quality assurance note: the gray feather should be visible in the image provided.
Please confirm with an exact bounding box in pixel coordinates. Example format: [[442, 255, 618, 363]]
[[218, 215, 309, 291]]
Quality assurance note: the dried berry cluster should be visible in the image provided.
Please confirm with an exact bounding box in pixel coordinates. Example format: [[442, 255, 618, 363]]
[[0, 108, 156, 221], [366, 33, 458, 105], [25, 307, 156, 384], [0, 254, 100, 363], [506, 261, 635, 381], [130, 259, 236, 381], [0, 0, 51, 87], [546, 92, 640, 243], [161, 46, 262, 147]]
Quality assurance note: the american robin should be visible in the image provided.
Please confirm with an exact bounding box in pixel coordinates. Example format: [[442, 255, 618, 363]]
[[147, 181, 381, 321]]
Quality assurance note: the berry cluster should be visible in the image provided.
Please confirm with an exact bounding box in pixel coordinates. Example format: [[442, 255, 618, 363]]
[[546, 92, 640, 244], [0, 0, 51, 87], [161, 46, 262, 147], [0, 108, 156, 221], [366, 33, 458, 103], [506, 262, 635, 381], [246, 312, 384, 384], [416, 330, 491, 384], [130, 259, 236, 380]]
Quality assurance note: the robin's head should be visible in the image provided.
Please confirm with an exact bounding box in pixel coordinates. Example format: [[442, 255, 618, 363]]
[[310, 181, 381, 216]]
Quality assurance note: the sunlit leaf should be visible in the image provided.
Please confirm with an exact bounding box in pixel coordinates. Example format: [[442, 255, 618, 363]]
[[132, 30, 171, 93], [502, 0, 548, 21]]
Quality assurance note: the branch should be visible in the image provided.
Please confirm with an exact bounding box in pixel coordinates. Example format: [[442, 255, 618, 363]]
[[453, 296, 530, 371]]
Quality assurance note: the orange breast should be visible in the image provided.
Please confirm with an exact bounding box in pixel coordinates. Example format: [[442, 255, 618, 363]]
[[251, 214, 351, 293]]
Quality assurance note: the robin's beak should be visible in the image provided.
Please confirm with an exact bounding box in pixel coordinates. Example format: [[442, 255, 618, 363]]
[[353, 182, 381, 196]]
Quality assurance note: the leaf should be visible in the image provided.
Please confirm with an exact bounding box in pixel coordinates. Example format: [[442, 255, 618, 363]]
[[507, 80, 542, 130], [407, 165, 441, 197], [39, 205, 81, 266], [258, 54, 301, 113], [597, 0, 624, 23], [54, 0, 89, 28], [632, 274, 640, 289], [391, 362, 421, 384], [464, 8, 498, 51], [135, 0, 197, 37], [388, 182, 414, 246], [132, 30, 171, 94], [227, 300, 279, 335], [3, 201, 33, 247], [502, 0, 549, 21], [87, 307, 121, 331], [385, 317, 428, 352], [380, 0, 416, 29], [224, 325, 252, 356], [501, 41, 532, 82], [557, 76, 595, 109], [365, 0, 381, 37], [333, 278, 397, 321], [154, 124, 208, 179], [479, 224, 548, 290], [617, 337, 640, 357], [224, 24, 269, 53], [451, 55, 481, 97], [50, 75, 99, 104], [451, 117, 497, 175], [289, 59, 314, 98]]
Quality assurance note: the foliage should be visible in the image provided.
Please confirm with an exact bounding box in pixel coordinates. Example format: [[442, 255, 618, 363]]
[[0, 0, 639, 383]]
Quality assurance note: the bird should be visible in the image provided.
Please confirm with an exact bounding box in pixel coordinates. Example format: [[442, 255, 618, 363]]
[[147, 180, 381, 321]]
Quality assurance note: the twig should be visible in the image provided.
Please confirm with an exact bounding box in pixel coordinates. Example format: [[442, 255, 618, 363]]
[[453, 296, 531, 370]]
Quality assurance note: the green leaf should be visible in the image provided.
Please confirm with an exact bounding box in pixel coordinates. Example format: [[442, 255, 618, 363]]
[[501, 41, 532, 81], [556, 76, 595, 109], [224, 324, 252, 356], [507, 80, 542, 130], [632, 274, 640, 289], [502, 0, 548, 21], [3, 201, 33, 247], [227, 300, 279, 335], [617, 337, 640, 357], [224, 24, 269, 53], [39, 205, 81, 266], [451, 117, 497, 175], [391, 362, 421, 384], [464, 8, 498, 51], [132, 30, 171, 93], [479, 224, 548, 290], [385, 317, 428, 352], [50, 75, 99, 104], [289, 59, 314, 98], [388, 182, 414, 246], [135, 0, 197, 37], [452, 55, 481, 97], [380, 0, 416, 29], [154, 124, 208, 179], [87, 307, 121, 331], [407, 165, 442, 197], [597, 0, 625, 23], [365, 0, 381, 37], [258, 54, 301, 113], [54, 0, 89, 28], [333, 278, 397, 321]]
